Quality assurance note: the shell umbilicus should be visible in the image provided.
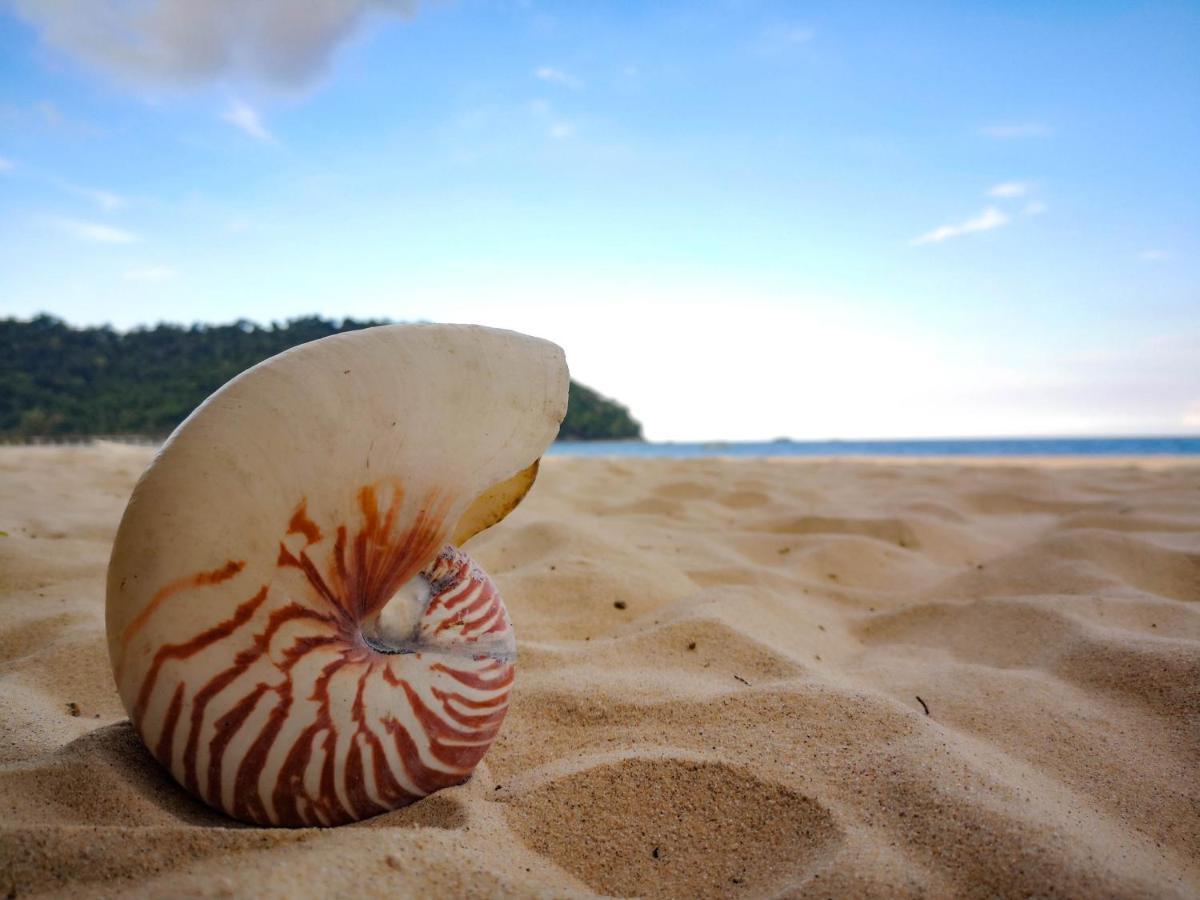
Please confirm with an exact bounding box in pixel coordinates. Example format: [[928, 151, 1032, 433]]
[[106, 324, 568, 826]]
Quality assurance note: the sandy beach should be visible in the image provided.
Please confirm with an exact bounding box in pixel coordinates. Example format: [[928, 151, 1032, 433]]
[[1, 443, 1197, 898]]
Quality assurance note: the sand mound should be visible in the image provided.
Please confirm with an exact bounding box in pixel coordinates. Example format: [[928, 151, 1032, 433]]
[[502, 754, 841, 898], [1, 447, 1198, 897]]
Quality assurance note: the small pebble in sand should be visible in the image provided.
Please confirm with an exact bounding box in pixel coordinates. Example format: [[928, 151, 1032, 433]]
[[66, 701, 80, 717], [614, 601, 627, 610]]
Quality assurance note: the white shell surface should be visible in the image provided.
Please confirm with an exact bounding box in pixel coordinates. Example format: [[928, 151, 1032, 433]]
[[105, 324, 568, 825]]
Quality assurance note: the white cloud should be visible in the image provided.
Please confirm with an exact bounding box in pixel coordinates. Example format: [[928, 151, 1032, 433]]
[[83, 187, 125, 211], [535, 66, 582, 89], [524, 98, 575, 142], [57, 181, 126, 211], [221, 99, 273, 141], [981, 122, 1051, 139], [124, 265, 176, 281], [1139, 249, 1171, 262], [50, 216, 139, 244], [8, 0, 417, 88], [911, 207, 1009, 246], [1023, 200, 1046, 216], [988, 181, 1029, 198], [0, 156, 13, 172]]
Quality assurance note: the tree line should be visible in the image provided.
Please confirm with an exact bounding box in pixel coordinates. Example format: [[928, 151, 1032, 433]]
[[0, 315, 643, 442]]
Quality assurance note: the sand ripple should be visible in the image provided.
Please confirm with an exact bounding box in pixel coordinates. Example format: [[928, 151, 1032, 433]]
[[1, 448, 1197, 898]]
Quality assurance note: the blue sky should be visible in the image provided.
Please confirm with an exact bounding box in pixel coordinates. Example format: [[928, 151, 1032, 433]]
[[1, 0, 1197, 440]]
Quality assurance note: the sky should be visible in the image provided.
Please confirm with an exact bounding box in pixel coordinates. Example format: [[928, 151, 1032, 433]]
[[1, 0, 1198, 441]]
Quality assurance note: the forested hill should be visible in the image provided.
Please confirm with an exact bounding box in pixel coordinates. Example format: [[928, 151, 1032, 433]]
[[0, 315, 643, 442]]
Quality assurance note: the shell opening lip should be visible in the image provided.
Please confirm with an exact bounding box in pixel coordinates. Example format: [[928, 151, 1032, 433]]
[[358, 630, 517, 664], [359, 631, 419, 657]]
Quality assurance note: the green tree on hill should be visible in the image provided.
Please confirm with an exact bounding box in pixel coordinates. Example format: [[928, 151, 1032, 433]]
[[0, 315, 642, 442]]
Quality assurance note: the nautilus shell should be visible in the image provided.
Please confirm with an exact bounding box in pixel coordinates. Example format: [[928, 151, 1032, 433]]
[[106, 324, 568, 826]]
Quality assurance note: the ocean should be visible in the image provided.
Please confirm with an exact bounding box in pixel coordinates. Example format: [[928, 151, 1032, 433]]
[[547, 436, 1200, 458]]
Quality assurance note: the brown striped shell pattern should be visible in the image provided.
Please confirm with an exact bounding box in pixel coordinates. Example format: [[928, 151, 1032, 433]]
[[106, 325, 569, 826]]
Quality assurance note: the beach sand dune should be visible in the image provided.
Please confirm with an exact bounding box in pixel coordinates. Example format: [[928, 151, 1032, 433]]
[[1, 446, 1197, 898]]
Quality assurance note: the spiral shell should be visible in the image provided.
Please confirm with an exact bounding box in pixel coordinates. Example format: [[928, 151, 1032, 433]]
[[106, 325, 568, 826]]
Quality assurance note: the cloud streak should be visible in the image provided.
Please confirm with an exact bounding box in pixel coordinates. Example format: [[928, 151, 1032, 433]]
[[57, 181, 126, 210], [49, 216, 139, 244], [535, 66, 582, 89], [988, 181, 1029, 198], [911, 207, 1009, 246], [222, 99, 273, 141], [9, 0, 417, 88]]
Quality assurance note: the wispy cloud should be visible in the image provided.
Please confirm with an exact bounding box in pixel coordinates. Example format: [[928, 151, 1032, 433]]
[[124, 265, 176, 281], [911, 207, 1009, 246], [1139, 249, 1171, 262], [526, 98, 575, 141], [984, 181, 1046, 219], [988, 181, 1029, 198], [535, 66, 582, 89], [58, 181, 126, 211], [0, 155, 12, 172], [1, 99, 104, 137], [981, 122, 1051, 139], [50, 216, 139, 244], [221, 100, 274, 142]]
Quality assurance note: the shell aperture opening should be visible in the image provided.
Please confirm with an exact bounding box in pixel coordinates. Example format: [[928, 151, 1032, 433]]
[[364, 573, 434, 652], [105, 324, 567, 826]]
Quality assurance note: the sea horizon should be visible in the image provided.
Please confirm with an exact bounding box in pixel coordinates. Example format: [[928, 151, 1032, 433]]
[[548, 435, 1200, 457], [5, 433, 1199, 458]]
